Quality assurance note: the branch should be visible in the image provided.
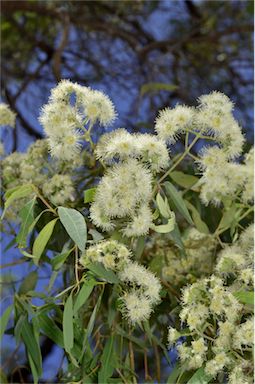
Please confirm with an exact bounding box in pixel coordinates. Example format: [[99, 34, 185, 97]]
[[52, 11, 70, 81]]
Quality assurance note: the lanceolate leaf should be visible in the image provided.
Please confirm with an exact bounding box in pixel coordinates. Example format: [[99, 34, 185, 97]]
[[2, 184, 35, 219], [32, 218, 58, 265], [151, 214, 175, 233], [84, 187, 97, 204], [21, 317, 42, 377], [58, 207, 87, 252], [170, 171, 199, 190], [19, 271, 38, 295], [156, 192, 172, 219], [187, 367, 212, 384], [234, 291, 254, 306], [51, 249, 73, 270], [0, 305, 13, 339], [73, 279, 96, 314], [63, 293, 74, 353], [185, 200, 209, 234], [87, 262, 120, 284], [140, 82, 178, 96], [16, 197, 36, 247], [98, 335, 116, 383], [164, 181, 193, 225], [38, 314, 64, 348]]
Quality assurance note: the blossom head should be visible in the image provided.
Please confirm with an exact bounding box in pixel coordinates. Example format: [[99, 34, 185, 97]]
[[0, 103, 16, 128], [155, 105, 194, 143]]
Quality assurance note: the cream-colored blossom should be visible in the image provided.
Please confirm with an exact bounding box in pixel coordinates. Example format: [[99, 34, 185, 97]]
[[80, 240, 131, 271], [42, 174, 75, 206], [155, 105, 195, 143], [121, 292, 152, 324], [0, 103, 16, 128]]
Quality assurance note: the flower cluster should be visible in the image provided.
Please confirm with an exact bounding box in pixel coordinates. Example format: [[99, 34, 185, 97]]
[[90, 158, 154, 236], [0, 103, 16, 128], [80, 240, 161, 324], [168, 225, 254, 382], [80, 239, 131, 271], [42, 174, 75, 207], [216, 223, 254, 287], [96, 128, 170, 172], [196, 91, 244, 159], [1, 139, 91, 214], [155, 105, 195, 143], [155, 91, 245, 159], [197, 146, 254, 205], [39, 80, 116, 160], [146, 228, 216, 286]]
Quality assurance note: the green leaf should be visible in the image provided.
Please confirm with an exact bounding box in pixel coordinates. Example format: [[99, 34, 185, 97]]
[[16, 197, 36, 247], [73, 279, 96, 314], [32, 218, 58, 265], [0, 305, 13, 339], [167, 364, 181, 384], [98, 335, 116, 383], [79, 289, 104, 363], [151, 214, 175, 233], [185, 200, 209, 234], [51, 249, 72, 270], [21, 317, 42, 377], [140, 82, 178, 96], [63, 293, 74, 353], [116, 326, 147, 350], [19, 271, 38, 295], [134, 236, 145, 258], [164, 181, 193, 225], [2, 184, 35, 219], [217, 205, 237, 233], [234, 291, 254, 306], [38, 314, 64, 347], [170, 171, 199, 190], [28, 209, 49, 234], [169, 223, 185, 250], [187, 367, 212, 384], [84, 188, 97, 203], [87, 262, 120, 284], [28, 352, 39, 384], [58, 207, 87, 252], [156, 193, 172, 219]]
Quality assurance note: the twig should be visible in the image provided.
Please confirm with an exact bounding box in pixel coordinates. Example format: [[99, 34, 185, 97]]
[[153, 342, 161, 383]]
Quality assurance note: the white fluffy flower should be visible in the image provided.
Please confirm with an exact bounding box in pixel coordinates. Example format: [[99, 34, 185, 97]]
[[39, 81, 116, 160], [121, 292, 153, 324], [196, 92, 244, 159], [135, 133, 170, 171], [96, 129, 136, 162], [155, 105, 195, 143], [122, 204, 153, 237], [42, 174, 75, 206], [79, 88, 116, 126], [90, 159, 153, 235], [0, 103, 16, 128], [96, 129, 169, 172], [80, 240, 131, 271], [197, 146, 248, 206], [241, 147, 254, 203], [118, 261, 161, 304], [198, 91, 234, 114]]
